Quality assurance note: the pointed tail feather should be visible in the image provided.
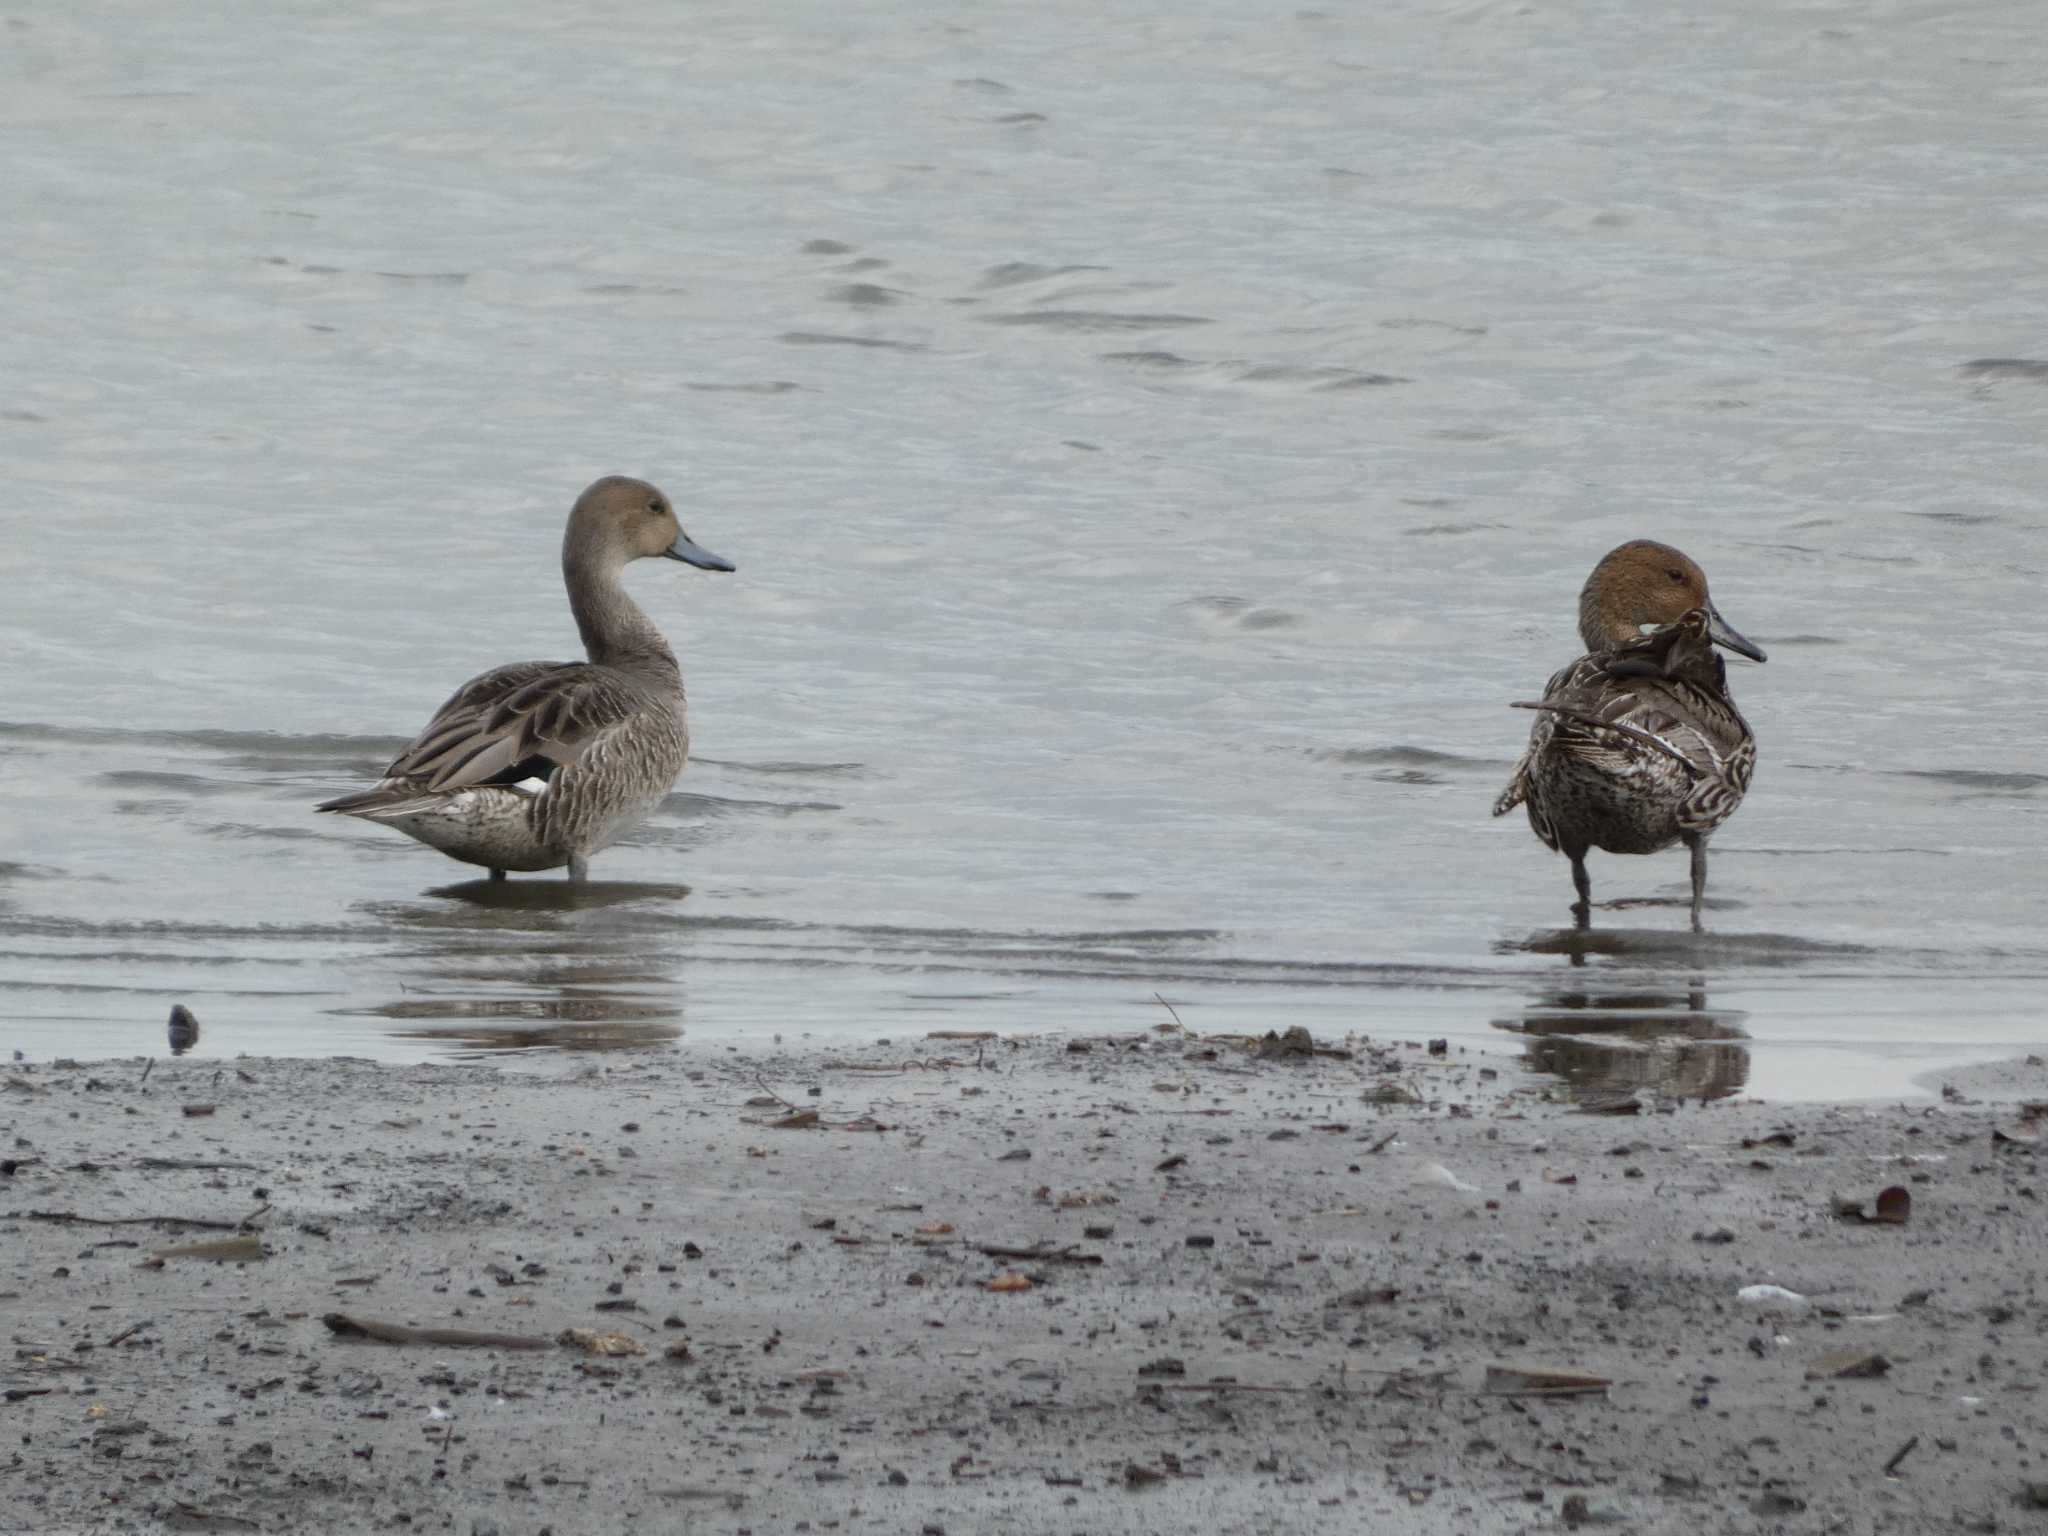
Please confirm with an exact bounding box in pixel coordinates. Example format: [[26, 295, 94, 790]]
[[316, 784, 431, 817]]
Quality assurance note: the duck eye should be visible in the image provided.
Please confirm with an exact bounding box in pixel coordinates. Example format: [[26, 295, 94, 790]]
[[647, 501, 663, 515], [1665, 568, 1685, 583]]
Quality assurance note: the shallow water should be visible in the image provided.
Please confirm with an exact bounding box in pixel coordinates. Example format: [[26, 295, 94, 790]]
[[4, 0, 2046, 1099]]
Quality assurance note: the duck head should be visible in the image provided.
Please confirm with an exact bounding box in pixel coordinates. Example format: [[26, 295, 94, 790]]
[[564, 475, 735, 574], [1576, 539, 1764, 662]]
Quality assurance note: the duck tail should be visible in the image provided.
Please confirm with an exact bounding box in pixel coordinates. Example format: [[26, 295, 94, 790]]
[[316, 784, 419, 817], [1493, 743, 1533, 818]]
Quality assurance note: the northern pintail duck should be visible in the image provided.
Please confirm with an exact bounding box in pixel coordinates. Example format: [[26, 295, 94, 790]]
[[1493, 540, 1765, 930], [317, 476, 734, 881]]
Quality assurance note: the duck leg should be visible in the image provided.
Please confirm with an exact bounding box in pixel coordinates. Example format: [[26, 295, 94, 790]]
[[567, 853, 590, 883], [489, 868, 506, 883], [1684, 833, 1707, 932], [1566, 843, 1593, 929]]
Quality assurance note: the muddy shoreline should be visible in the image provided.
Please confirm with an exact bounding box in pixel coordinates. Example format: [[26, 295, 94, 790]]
[[5, 1034, 2045, 1534]]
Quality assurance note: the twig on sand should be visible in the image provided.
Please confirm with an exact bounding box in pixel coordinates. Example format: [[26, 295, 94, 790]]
[[1153, 993, 1186, 1030], [753, 1074, 802, 1114], [975, 1244, 1103, 1266], [1883, 1435, 1920, 1475], [1146, 1369, 1452, 1397], [322, 1314, 554, 1351], [653, 1487, 748, 1507], [17, 1209, 248, 1232], [169, 1504, 258, 1533]]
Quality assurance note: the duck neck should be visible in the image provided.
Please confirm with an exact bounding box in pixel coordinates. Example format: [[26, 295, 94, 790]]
[[563, 548, 680, 683], [1577, 587, 1634, 653]]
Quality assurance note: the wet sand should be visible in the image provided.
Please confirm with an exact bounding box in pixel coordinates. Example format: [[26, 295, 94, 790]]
[[5, 1034, 2046, 1534]]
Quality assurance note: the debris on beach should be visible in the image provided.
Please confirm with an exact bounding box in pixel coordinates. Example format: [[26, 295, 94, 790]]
[[560, 1328, 646, 1357], [148, 1234, 264, 1265], [1832, 1185, 1912, 1225], [1418, 1161, 1479, 1193], [1573, 1093, 1641, 1116], [321, 1314, 553, 1350], [1037, 1186, 1118, 1208], [1806, 1349, 1891, 1381], [1256, 1026, 1317, 1060], [1483, 1365, 1613, 1398], [7, 1029, 2041, 1532], [1737, 1284, 1810, 1310], [975, 1243, 1101, 1266]]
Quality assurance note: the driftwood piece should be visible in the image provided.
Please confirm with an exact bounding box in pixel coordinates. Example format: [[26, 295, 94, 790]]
[[321, 1313, 554, 1351], [16, 1208, 249, 1232], [974, 1244, 1104, 1266], [149, 1234, 265, 1264]]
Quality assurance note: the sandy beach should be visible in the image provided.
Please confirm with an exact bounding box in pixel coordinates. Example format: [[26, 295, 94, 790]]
[[5, 1032, 2045, 1534]]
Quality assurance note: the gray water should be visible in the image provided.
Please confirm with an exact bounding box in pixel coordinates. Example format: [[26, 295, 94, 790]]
[[4, 0, 2046, 1100]]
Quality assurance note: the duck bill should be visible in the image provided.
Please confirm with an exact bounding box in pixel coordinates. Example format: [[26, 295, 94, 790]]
[[664, 533, 735, 572], [1706, 602, 1766, 662]]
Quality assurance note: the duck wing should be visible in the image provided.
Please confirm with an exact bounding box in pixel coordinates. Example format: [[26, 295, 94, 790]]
[[1517, 637, 1752, 811], [375, 660, 672, 794]]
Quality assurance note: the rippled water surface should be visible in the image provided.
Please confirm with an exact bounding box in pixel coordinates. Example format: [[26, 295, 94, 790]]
[[4, 0, 2046, 1099]]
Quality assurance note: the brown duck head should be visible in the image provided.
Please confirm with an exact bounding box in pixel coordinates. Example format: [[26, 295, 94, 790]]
[[1576, 540, 1765, 662]]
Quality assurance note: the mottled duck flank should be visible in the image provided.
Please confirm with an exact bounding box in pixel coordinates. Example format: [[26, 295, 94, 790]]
[[317, 475, 735, 881], [1494, 540, 1766, 931]]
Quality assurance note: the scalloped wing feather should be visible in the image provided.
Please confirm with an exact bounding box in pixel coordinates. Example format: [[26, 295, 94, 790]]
[[386, 661, 651, 793]]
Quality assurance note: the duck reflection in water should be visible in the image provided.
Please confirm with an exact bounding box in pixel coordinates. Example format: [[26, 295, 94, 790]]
[[346, 880, 694, 1054], [383, 1012, 682, 1056], [1493, 978, 1750, 1103], [424, 877, 693, 913]]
